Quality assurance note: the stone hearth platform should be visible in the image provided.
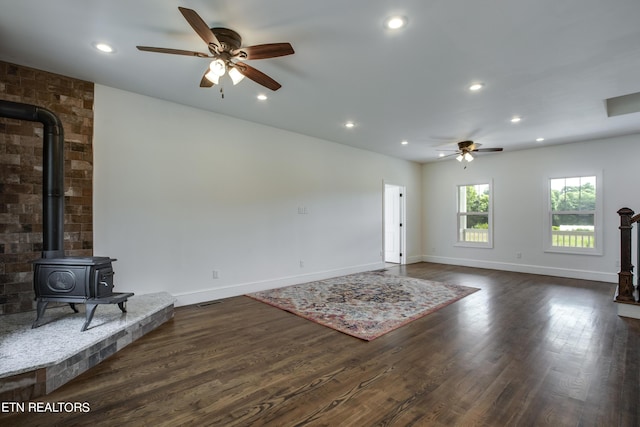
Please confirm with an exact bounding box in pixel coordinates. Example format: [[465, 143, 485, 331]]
[[0, 292, 175, 401]]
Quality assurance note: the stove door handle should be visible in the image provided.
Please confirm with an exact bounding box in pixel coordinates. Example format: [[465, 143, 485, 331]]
[[100, 281, 110, 287]]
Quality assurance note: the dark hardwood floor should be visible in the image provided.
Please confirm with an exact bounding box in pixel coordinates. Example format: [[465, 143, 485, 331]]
[[3, 262, 639, 426]]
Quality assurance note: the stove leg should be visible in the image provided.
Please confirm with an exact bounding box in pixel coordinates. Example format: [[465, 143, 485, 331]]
[[32, 300, 49, 329], [118, 300, 127, 313], [82, 304, 98, 332], [69, 303, 79, 313]]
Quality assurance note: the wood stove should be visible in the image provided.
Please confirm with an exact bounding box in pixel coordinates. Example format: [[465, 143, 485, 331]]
[[34, 257, 116, 299], [32, 257, 133, 331], [0, 99, 133, 331]]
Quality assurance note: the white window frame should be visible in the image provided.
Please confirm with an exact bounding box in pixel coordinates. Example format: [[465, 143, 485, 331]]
[[455, 180, 493, 249], [543, 172, 603, 255]]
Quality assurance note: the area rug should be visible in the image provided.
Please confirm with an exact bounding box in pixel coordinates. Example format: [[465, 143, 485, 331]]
[[247, 272, 479, 341]]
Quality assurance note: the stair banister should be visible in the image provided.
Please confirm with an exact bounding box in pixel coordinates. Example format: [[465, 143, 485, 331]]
[[617, 207, 640, 302]]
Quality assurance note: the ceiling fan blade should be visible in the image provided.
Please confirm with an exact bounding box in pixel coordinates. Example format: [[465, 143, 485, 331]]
[[234, 62, 282, 91], [232, 43, 294, 60], [136, 46, 210, 58], [200, 71, 215, 88], [178, 7, 221, 50], [473, 148, 504, 152]]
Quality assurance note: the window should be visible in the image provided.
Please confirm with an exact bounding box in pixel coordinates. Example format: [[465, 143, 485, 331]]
[[456, 182, 492, 248], [545, 174, 602, 254]]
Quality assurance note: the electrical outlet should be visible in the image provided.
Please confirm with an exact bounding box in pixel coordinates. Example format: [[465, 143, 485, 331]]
[[299, 260, 304, 268], [516, 252, 522, 259], [212, 270, 219, 279]]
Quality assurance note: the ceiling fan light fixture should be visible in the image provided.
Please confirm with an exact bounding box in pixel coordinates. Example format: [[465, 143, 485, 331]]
[[204, 70, 220, 84], [228, 67, 245, 85], [456, 154, 464, 162], [464, 152, 474, 162], [209, 59, 226, 77]]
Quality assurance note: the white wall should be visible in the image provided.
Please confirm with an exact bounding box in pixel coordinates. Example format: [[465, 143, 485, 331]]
[[93, 85, 422, 305], [422, 134, 639, 282]]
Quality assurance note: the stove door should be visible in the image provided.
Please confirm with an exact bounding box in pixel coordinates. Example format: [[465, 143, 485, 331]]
[[93, 267, 114, 298], [36, 265, 90, 298]]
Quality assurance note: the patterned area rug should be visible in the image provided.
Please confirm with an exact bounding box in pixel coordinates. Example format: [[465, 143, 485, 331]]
[[247, 272, 479, 341]]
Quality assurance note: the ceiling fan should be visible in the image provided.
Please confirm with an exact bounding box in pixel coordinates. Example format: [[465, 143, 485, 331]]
[[136, 7, 294, 91], [439, 141, 504, 162]]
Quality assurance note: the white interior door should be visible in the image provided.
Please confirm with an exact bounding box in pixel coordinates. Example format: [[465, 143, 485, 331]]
[[384, 184, 405, 264]]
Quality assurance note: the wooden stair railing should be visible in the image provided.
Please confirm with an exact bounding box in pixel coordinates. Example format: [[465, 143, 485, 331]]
[[617, 207, 640, 303]]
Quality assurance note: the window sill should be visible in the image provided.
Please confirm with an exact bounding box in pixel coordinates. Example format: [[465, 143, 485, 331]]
[[455, 242, 493, 249], [544, 247, 602, 256]]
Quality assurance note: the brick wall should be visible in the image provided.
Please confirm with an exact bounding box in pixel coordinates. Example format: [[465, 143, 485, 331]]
[[0, 61, 94, 314]]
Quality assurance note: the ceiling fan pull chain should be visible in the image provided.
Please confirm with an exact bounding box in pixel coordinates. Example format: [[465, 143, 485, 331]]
[[220, 86, 224, 99]]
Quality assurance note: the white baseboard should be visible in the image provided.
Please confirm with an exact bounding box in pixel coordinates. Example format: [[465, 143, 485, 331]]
[[404, 255, 423, 265], [617, 303, 640, 319], [422, 255, 617, 283], [172, 257, 616, 307], [172, 261, 386, 307]]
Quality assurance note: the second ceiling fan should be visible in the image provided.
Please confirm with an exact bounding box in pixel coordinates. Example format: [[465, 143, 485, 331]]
[[439, 141, 504, 162], [136, 7, 294, 91]]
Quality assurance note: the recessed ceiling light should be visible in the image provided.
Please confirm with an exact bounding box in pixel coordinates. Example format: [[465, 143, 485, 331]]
[[438, 153, 445, 157], [345, 121, 355, 128], [469, 83, 484, 91], [401, 140, 409, 145], [93, 42, 114, 53], [385, 16, 407, 30], [257, 94, 268, 101], [510, 116, 522, 123], [536, 137, 545, 142]]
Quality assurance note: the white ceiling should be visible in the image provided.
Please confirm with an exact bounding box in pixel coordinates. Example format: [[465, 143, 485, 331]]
[[2, 0, 640, 163]]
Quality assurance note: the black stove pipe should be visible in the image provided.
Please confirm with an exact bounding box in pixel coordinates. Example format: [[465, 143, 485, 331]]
[[0, 99, 65, 259]]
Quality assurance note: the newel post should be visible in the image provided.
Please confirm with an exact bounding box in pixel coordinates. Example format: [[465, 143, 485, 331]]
[[617, 207, 635, 302]]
